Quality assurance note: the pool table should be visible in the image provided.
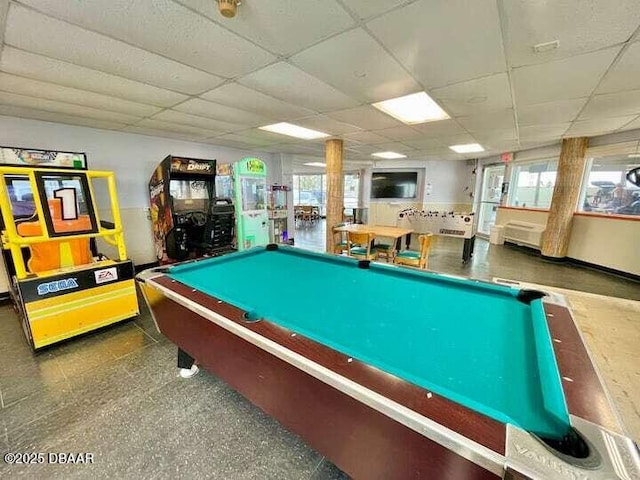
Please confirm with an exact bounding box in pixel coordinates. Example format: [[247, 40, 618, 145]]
[[137, 245, 639, 480]]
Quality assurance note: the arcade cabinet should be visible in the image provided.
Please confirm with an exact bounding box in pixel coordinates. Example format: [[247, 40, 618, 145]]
[[149, 155, 235, 264], [0, 147, 139, 350], [233, 158, 269, 251]]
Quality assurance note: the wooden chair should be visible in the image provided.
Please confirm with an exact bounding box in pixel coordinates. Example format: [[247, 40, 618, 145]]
[[394, 234, 433, 269], [310, 206, 320, 224], [331, 223, 348, 254], [373, 242, 394, 262], [347, 231, 377, 261]]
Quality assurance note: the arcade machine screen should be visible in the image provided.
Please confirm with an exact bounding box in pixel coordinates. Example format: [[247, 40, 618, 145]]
[[170, 179, 210, 214]]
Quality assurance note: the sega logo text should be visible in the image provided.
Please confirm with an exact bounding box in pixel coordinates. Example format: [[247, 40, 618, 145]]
[[37, 279, 79, 296]]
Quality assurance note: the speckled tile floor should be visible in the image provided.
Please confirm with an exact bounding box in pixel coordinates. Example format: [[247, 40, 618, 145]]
[[0, 229, 638, 479]]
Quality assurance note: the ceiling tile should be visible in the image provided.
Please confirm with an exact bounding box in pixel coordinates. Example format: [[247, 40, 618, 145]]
[[519, 123, 570, 142], [565, 116, 638, 137], [402, 138, 446, 150], [473, 139, 520, 153], [411, 119, 467, 137], [341, 0, 407, 20], [519, 140, 559, 150], [150, 110, 240, 133], [325, 105, 402, 130], [617, 115, 640, 131], [0, 47, 188, 107], [201, 137, 257, 150], [343, 131, 391, 145], [217, 133, 282, 147], [512, 48, 619, 105], [517, 98, 587, 126], [200, 83, 314, 120], [291, 28, 420, 103], [270, 143, 324, 155], [368, 0, 506, 89], [432, 73, 512, 116], [457, 109, 515, 133], [0, 104, 127, 131], [371, 126, 424, 141], [370, 142, 416, 153], [472, 129, 519, 146], [176, 0, 354, 56], [238, 62, 359, 112], [579, 90, 640, 120], [132, 118, 220, 137], [0, 73, 161, 117], [4, 3, 223, 94], [294, 115, 362, 135], [230, 128, 290, 144], [19, 0, 275, 78], [503, 0, 640, 67], [411, 151, 460, 160], [172, 98, 272, 126], [122, 126, 207, 142], [598, 43, 640, 94], [438, 133, 478, 147], [0, 91, 141, 124]]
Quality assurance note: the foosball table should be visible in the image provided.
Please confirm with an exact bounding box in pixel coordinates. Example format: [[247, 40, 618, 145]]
[[397, 209, 476, 263]]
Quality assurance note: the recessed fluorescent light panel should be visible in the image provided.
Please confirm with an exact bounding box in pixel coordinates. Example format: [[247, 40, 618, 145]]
[[303, 162, 326, 167], [372, 151, 407, 159], [449, 143, 485, 153], [372, 92, 450, 125], [259, 122, 329, 140]]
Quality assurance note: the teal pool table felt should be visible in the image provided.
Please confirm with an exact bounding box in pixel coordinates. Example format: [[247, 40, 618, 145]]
[[167, 247, 570, 439]]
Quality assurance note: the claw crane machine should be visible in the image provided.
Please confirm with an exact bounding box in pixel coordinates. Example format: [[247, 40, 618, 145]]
[[233, 158, 269, 250], [0, 146, 139, 349]]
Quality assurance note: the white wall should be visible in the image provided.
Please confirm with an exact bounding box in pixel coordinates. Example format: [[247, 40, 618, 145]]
[[0, 116, 276, 274], [363, 159, 476, 225], [495, 207, 640, 276]]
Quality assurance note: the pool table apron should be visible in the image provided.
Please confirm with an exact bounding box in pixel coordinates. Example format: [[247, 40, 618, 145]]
[[138, 271, 640, 480]]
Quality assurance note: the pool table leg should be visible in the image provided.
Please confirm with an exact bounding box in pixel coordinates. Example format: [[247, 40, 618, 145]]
[[177, 348, 200, 378]]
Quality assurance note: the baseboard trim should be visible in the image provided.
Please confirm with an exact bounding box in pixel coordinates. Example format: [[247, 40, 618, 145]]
[[503, 242, 639, 282], [566, 257, 640, 283], [0, 293, 11, 305]]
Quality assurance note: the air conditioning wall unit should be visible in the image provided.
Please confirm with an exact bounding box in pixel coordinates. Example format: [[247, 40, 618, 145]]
[[502, 221, 546, 249]]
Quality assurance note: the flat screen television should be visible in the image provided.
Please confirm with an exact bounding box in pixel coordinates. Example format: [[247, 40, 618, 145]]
[[371, 172, 418, 199]]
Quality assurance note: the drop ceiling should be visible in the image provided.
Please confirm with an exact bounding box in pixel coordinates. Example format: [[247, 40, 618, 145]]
[[0, 0, 639, 163]]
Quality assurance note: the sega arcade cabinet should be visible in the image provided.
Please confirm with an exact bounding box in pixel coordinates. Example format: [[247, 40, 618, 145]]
[[149, 155, 235, 264], [0, 147, 139, 349], [233, 158, 269, 251]]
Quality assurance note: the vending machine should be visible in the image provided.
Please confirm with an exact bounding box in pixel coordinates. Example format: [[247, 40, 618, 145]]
[[233, 158, 269, 250]]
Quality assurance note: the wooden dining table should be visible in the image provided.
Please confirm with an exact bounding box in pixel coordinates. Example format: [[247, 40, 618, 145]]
[[335, 224, 414, 251]]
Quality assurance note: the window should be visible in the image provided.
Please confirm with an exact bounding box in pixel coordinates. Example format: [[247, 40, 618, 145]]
[[344, 173, 360, 208], [580, 155, 640, 216], [507, 159, 558, 209], [292, 173, 360, 213]]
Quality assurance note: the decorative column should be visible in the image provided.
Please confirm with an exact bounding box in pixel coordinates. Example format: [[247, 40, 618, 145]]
[[325, 139, 344, 253], [540, 137, 589, 259]]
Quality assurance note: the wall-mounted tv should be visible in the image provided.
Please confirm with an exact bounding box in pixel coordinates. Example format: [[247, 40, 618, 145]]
[[371, 172, 418, 199]]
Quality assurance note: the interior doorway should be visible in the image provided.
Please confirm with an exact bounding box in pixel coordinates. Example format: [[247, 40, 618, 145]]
[[477, 164, 506, 236]]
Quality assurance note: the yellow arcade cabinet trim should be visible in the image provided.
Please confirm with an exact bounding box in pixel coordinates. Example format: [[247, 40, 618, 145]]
[[0, 165, 139, 349]]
